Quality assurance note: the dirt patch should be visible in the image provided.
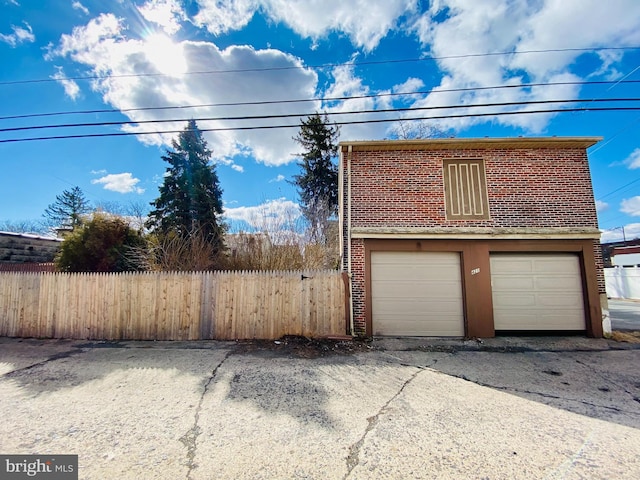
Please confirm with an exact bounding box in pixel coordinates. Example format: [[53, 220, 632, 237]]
[[610, 331, 640, 343], [234, 335, 373, 358]]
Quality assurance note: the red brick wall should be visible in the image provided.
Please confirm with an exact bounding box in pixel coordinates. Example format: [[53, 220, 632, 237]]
[[346, 147, 598, 229], [349, 239, 365, 334]]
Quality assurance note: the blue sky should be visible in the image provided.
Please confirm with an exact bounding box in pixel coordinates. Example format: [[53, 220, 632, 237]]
[[1, 0, 639, 242]]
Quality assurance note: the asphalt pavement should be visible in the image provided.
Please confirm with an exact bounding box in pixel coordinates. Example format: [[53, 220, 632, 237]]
[[1, 336, 639, 479], [609, 298, 640, 331]]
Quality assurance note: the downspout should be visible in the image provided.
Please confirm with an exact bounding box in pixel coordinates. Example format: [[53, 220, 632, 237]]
[[347, 144, 355, 336]]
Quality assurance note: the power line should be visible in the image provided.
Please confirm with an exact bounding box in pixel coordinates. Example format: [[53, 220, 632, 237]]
[[596, 177, 640, 202], [2, 80, 639, 122], [2, 106, 639, 144], [2, 46, 638, 87], [2, 98, 639, 134], [589, 115, 640, 154]]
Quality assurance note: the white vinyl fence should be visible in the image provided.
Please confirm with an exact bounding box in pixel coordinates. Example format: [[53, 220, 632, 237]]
[[605, 267, 640, 300]]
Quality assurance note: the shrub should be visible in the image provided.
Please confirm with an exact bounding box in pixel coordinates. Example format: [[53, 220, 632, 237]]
[[55, 213, 147, 272]]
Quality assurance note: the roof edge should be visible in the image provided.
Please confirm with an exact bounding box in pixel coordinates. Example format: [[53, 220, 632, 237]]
[[340, 136, 602, 151]]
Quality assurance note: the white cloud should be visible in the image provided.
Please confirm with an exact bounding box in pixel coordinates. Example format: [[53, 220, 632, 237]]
[[51, 66, 80, 100], [137, 0, 186, 35], [601, 223, 640, 243], [624, 148, 640, 170], [194, 0, 417, 51], [392, 77, 425, 97], [596, 200, 609, 213], [46, 0, 640, 162], [269, 174, 285, 183], [408, 0, 640, 133], [589, 50, 624, 80], [0, 22, 35, 47], [92, 172, 145, 194], [262, 0, 418, 52], [54, 13, 122, 61], [193, 0, 258, 35], [231, 164, 244, 172], [224, 198, 301, 229], [621, 196, 640, 216], [322, 64, 440, 141], [50, 14, 319, 166], [72, 1, 89, 15], [512, 0, 640, 77], [322, 63, 389, 141]]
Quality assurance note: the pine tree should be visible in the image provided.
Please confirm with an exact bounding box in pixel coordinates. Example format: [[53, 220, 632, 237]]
[[43, 186, 91, 229], [146, 120, 225, 254], [291, 113, 340, 243]]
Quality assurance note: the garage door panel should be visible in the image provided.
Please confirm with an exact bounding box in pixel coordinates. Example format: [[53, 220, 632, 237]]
[[535, 276, 582, 291], [374, 301, 463, 315], [372, 282, 461, 298], [494, 275, 582, 292], [535, 258, 579, 274], [371, 251, 464, 336], [492, 259, 535, 273], [493, 295, 537, 308], [375, 318, 464, 337], [535, 294, 584, 308], [371, 269, 461, 282], [502, 314, 584, 330], [495, 293, 583, 309], [490, 254, 585, 331], [492, 276, 536, 290], [372, 254, 459, 266]]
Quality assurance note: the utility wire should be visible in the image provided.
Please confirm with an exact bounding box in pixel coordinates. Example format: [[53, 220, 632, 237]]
[[2, 46, 638, 86], [3, 98, 638, 134], [597, 177, 640, 201], [2, 106, 639, 144], [2, 80, 639, 122]]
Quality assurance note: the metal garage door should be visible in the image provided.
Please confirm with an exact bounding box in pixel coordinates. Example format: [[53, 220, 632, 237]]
[[490, 254, 585, 331], [371, 251, 464, 336]]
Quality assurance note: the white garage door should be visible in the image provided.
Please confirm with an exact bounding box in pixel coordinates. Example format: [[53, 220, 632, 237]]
[[490, 254, 585, 331], [371, 251, 464, 336]]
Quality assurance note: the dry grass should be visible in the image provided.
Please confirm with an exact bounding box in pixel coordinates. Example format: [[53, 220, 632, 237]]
[[132, 229, 225, 271], [610, 331, 640, 343], [224, 204, 339, 271]]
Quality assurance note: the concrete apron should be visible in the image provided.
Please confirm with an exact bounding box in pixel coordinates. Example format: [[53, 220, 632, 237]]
[[0, 337, 639, 479]]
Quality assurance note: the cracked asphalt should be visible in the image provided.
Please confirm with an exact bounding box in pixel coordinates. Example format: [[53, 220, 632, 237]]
[[1, 336, 640, 479]]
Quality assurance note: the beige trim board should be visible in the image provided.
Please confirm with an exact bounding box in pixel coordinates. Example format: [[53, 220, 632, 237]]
[[340, 137, 602, 152], [350, 226, 601, 240]]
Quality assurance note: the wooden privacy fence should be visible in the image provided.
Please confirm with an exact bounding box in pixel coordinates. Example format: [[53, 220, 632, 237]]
[[0, 270, 348, 341]]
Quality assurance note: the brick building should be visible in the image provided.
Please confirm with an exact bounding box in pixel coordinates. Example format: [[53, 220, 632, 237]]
[[339, 137, 605, 338]]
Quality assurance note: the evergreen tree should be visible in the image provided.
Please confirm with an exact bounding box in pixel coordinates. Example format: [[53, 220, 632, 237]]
[[43, 186, 91, 229], [291, 113, 340, 243], [146, 120, 225, 253]]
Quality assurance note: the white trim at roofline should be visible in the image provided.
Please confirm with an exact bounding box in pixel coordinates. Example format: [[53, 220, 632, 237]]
[[350, 227, 601, 240], [339, 136, 602, 151], [0, 231, 62, 242]]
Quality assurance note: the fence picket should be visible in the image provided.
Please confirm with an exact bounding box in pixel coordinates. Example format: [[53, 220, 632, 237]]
[[0, 270, 346, 340]]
